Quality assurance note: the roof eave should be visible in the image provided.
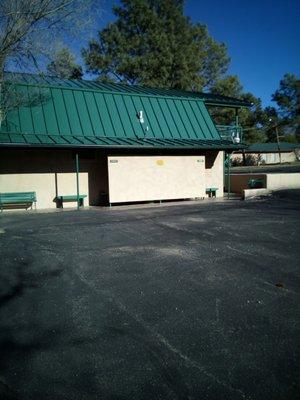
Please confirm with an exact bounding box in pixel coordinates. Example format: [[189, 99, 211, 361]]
[[0, 142, 246, 151], [205, 101, 252, 108]]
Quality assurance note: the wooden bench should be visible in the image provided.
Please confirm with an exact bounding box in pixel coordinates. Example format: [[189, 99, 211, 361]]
[[206, 187, 218, 198], [0, 192, 37, 212], [56, 195, 87, 208]]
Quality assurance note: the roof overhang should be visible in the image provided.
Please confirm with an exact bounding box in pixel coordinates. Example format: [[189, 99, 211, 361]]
[[0, 134, 246, 151]]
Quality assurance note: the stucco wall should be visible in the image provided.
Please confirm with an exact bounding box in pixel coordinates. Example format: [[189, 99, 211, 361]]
[[0, 172, 88, 209], [228, 172, 300, 194], [266, 173, 300, 190], [108, 155, 206, 203], [107, 151, 224, 203], [0, 148, 224, 209], [0, 149, 108, 209]]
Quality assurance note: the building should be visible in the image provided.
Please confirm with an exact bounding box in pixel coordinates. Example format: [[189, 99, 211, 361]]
[[0, 73, 249, 210], [232, 142, 300, 166]]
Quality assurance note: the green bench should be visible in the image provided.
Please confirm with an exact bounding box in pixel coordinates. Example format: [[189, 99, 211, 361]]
[[206, 187, 218, 198], [0, 191, 37, 212], [248, 178, 264, 189], [56, 194, 87, 208]]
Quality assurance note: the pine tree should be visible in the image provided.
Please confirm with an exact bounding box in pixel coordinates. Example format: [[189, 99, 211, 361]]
[[272, 73, 300, 140], [82, 0, 229, 90], [209, 76, 267, 144]]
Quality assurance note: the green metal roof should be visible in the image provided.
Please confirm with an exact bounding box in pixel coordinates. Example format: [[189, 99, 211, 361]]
[[0, 73, 245, 150], [244, 142, 299, 153], [6, 72, 251, 107]]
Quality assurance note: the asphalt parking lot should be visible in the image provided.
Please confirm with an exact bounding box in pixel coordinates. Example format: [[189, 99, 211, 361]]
[[0, 191, 300, 400]]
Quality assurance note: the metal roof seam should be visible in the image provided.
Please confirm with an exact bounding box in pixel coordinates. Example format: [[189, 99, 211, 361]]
[[172, 100, 191, 140]]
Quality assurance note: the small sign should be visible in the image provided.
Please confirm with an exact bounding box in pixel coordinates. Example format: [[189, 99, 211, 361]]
[[110, 159, 118, 163], [156, 159, 164, 166]]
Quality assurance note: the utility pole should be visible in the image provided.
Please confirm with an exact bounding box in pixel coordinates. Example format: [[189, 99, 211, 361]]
[[75, 153, 80, 211]]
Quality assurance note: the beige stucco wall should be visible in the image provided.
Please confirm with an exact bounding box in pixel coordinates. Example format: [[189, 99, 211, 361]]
[[0, 172, 88, 209], [0, 148, 108, 209], [108, 151, 224, 203], [108, 155, 206, 203], [266, 173, 300, 190], [0, 148, 224, 209], [228, 172, 300, 194]]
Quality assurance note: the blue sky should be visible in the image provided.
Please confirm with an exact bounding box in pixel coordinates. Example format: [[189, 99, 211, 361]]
[[185, 0, 300, 107], [75, 0, 300, 107]]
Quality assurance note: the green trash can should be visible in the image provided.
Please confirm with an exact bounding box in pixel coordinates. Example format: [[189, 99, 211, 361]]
[[248, 178, 264, 189]]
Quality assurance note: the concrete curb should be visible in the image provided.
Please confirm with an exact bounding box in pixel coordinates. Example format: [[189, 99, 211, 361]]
[[243, 188, 272, 200]]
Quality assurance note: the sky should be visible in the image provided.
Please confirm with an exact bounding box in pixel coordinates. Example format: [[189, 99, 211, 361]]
[[185, 0, 300, 107], [74, 0, 300, 108]]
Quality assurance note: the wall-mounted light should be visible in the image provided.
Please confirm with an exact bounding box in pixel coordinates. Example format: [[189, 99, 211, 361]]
[[233, 135, 240, 144], [137, 110, 144, 124]]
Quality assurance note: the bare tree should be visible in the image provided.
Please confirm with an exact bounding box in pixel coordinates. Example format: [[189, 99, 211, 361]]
[[0, 0, 100, 125]]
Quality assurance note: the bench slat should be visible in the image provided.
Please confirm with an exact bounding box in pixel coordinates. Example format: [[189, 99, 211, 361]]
[[1, 198, 34, 203], [0, 192, 36, 202]]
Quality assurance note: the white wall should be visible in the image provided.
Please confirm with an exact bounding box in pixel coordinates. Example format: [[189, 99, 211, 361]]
[[266, 173, 300, 190], [108, 155, 206, 203]]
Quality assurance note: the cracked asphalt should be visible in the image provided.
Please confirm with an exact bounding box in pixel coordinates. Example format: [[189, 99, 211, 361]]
[[0, 190, 300, 400]]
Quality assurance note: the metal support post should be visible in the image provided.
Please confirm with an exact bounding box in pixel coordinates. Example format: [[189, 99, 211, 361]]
[[276, 126, 282, 164], [235, 108, 239, 127], [75, 153, 80, 211], [227, 152, 231, 200]]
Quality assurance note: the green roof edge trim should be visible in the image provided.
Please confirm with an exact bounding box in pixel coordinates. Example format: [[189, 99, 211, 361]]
[[0, 133, 245, 150]]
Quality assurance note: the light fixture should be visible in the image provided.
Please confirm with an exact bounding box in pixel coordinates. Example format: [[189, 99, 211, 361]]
[[137, 110, 144, 124]]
